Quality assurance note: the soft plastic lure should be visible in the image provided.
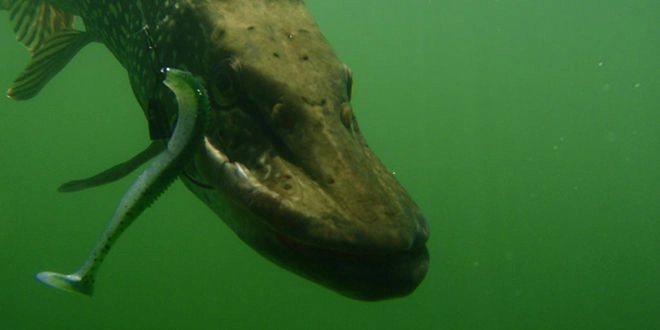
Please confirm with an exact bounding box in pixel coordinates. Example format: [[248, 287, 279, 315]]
[[36, 68, 209, 295]]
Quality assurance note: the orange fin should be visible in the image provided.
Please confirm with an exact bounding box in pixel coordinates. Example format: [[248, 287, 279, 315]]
[[8, 28, 93, 100], [5, 1, 92, 100], [8, 0, 74, 52]]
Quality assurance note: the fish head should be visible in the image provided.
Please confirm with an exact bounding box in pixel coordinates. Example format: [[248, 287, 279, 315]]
[[179, 0, 429, 300]]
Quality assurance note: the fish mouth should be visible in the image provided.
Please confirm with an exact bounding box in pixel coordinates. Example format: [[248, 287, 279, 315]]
[[174, 1, 429, 299], [172, 56, 429, 299], [193, 135, 428, 252], [183, 123, 429, 300]]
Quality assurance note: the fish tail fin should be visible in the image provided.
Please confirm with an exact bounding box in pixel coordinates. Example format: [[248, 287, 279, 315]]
[[4, 0, 91, 100], [36, 271, 94, 296]]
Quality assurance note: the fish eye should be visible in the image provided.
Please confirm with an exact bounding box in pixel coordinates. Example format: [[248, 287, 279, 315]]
[[344, 63, 353, 101], [210, 58, 240, 107]]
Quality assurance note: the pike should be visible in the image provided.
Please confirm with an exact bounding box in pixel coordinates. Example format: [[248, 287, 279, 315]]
[[2, 0, 429, 300]]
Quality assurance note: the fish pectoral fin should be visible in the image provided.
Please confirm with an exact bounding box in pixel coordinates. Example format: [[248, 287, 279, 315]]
[[5, 0, 75, 52], [4, 0, 88, 100], [8, 28, 93, 100], [58, 141, 166, 193]]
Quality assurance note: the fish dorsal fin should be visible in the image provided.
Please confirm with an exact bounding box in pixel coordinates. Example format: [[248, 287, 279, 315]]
[[5, 1, 92, 100], [8, 0, 74, 52]]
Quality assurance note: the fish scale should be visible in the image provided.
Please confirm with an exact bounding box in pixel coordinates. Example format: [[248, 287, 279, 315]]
[[80, 1, 202, 116]]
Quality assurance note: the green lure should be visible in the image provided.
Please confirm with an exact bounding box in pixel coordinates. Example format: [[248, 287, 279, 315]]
[[36, 68, 209, 295]]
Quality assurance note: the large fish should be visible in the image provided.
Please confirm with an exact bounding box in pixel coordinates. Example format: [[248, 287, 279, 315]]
[[2, 0, 429, 301]]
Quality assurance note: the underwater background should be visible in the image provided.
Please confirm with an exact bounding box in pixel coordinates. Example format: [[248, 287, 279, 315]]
[[1, 1, 658, 329]]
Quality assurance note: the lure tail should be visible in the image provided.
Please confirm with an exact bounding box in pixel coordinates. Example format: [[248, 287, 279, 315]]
[[36, 273, 92, 296]]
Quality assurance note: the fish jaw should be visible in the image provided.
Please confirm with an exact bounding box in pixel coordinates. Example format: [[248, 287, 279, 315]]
[[182, 138, 429, 300]]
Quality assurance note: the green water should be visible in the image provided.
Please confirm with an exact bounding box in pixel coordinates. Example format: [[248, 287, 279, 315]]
[[1, 1, 658, 329]]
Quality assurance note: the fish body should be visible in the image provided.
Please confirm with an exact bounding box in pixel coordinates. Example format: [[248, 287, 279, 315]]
[[3, 0, 429, 300]]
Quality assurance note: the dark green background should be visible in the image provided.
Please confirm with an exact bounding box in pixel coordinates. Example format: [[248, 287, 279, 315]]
[[1, 1, 658, 329]]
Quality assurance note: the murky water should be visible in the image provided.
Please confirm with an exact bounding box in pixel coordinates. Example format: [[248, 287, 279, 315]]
[[1, 1, 658, 329]]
